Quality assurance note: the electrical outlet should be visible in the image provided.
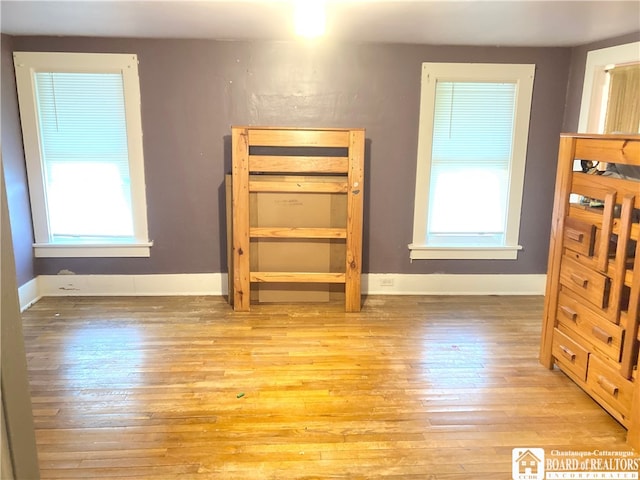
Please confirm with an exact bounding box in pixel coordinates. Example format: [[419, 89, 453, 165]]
[[380, 277, 395, 287]]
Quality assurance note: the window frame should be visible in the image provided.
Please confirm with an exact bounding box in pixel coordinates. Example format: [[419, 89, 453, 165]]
[[13, 51, 152, 258], [577, 41, 640, 134], [409, 62, 535, 260]]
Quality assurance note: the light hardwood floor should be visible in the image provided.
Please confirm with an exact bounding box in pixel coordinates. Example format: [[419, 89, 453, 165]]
[[21, 295, 634, 479]]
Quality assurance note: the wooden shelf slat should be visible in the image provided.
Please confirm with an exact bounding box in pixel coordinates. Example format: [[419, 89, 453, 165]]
[[249, 155, 348, 173], [568, 207, 639, 240], [250, 227, 347, 239], [250, 272, 346, 283], [614, 220, 640, 241], [574, 137, 640, 165], [568, 204, 605, 228], [248, 129, 351, 148], [249, 179, 348, 193], [572, 173, 640, 209]]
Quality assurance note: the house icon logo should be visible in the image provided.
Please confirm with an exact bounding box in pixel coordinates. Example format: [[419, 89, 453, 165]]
[[512, 448, 545, 480]]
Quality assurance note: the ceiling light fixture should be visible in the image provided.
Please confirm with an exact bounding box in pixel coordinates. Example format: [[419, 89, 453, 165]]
[[294, 0, 326, 38]]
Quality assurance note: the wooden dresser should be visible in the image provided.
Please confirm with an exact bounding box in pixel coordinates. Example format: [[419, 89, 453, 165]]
[[540, 133, 640, 451]]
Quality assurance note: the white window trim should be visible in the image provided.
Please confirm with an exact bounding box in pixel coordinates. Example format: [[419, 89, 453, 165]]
[[409, 62, 535, 260], [13, 52, 151, 258], [33, 242, 154, 258], [577, 41, 640, 134]]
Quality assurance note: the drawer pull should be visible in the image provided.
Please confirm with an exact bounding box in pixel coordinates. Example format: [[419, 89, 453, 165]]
[[597, 376, 619, 397], [559, 345, 576, 362], [566, 228, 584, 243], [570, 273, 589, 288], [592, 326, 613, 345], [559, 305, 578, 321]]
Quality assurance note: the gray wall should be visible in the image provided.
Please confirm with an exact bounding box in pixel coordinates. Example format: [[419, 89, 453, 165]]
[[6, 36, 575, 278], [562, 31, 640, 132], [1, 34, 35, 286]]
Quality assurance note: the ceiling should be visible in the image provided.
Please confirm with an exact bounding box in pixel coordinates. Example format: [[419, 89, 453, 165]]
[[1, 0, 639, 48]]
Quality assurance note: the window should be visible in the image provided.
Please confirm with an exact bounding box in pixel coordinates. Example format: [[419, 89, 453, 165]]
[[13, 52, 151, 258], [409, 63, 535, 260]]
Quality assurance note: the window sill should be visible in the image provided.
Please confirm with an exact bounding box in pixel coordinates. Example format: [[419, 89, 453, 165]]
[[408, 244, 522, 260], [33, 241, 153, 258]]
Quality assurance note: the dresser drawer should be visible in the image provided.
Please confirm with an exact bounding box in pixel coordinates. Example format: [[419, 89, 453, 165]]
[[552, 328, 589, 381], [559, 255, 610, 309], [586, 355, 634, 421], [564, 216, 596, 257], [556, 291, 623, 363]]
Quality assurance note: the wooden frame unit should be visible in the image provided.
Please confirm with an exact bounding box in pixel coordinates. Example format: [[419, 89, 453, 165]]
[[231, 126, 365, 312], [540, 133, 640, 451]]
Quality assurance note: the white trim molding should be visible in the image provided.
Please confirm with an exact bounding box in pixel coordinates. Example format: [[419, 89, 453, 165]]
[[363, 273, 546, 295], [33, 242, 153, 258], [37, 273, 227, 297], [19, 273, 545, 309], [408, 245, 522, 260], [18, 277, 41, 311], [578, 41, 640, 133]]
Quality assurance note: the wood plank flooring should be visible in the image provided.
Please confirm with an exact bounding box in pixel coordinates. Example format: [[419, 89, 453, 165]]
[[20, 295, 634, 479]]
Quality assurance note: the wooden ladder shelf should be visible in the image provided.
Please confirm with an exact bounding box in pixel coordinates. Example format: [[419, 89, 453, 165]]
[[230, 126, 365, 312]]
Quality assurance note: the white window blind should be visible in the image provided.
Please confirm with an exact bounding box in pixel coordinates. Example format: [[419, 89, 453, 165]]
[[35, 72, 135, 240], [427, 81, 516, 246]]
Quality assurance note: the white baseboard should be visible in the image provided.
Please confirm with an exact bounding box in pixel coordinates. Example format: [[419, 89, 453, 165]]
[[22, 273, 545, 304], [363, 273, 546, 295], [37, 273, 227, 297], [18, 277, 41, 311]]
